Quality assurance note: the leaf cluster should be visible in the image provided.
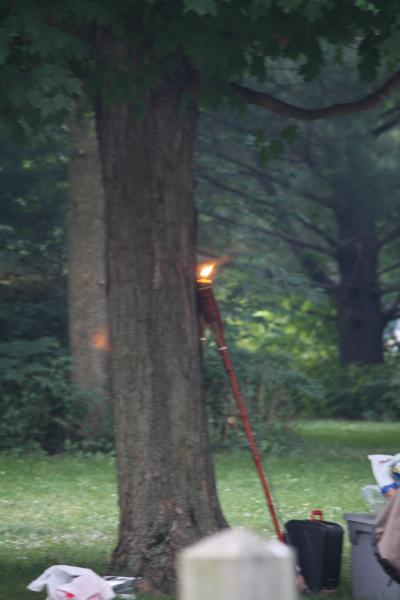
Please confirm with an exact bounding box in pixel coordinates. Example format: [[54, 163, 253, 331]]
[[0, 337, 73, 453], [0, 125, 69, 342], [0, 336, 114, 454], [2, 0, 400, 124]]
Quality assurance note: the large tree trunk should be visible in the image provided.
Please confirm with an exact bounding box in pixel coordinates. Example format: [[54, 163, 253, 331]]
[[334, 212, 384, 365], [68, 108, 111, 443], [95, 68, 227, 593]]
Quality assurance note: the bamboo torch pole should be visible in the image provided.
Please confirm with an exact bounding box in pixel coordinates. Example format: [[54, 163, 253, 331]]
[[196, 265, 284, 543]]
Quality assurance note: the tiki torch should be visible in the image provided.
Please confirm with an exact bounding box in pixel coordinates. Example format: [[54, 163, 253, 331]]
[[196, 262, 284, 543]]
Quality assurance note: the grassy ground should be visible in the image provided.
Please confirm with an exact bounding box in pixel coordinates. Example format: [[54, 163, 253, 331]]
[[0, 420, 399, 600]]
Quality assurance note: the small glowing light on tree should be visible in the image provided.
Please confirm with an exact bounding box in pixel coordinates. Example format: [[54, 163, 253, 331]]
[[90, 328, 110, 352]]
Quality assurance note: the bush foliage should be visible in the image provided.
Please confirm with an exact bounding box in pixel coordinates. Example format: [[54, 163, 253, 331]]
[[202, 299, 400, 451], [0, 337, 108, 453]]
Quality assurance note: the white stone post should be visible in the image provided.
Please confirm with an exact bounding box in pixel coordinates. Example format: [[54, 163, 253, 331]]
[[178, 528, 298, 600]]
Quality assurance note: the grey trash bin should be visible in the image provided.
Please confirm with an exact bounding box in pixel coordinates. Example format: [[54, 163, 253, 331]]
[[344, 513, 400, 600]]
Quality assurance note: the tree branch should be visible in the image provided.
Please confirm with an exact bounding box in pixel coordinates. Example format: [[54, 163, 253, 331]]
[[379, 260, 400, 276], [372, 103, 400, 136], [295, 254, 337, 292], [383, 297, 400, 323], [378, 103, 400, 120], [201, 209, 334, 256], [373, 114, 400, 137], [199, 154, 337, 247], [379, 226, 400, 247], [292, 211, 337, 248], [200, 111, 255, 135], [197, 168, 273, 207], [380, 283, 400, 296], [196, 247, 331, 295], [230, 71, 400, 120], [207, 150, 280, 188], [196, 248, 221, 259], [202, 112, 333, 209]]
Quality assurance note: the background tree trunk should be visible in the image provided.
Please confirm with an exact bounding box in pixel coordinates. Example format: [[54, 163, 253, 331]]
[[68, 108, 111, 443], [96, 69, 227, 593], [334, 211, 384, 365]]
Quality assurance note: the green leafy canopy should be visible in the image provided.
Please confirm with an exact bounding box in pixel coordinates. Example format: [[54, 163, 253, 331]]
[[1, 0, 400, 123]]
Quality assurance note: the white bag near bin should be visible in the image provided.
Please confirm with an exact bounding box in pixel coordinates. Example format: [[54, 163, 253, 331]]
[[28, 565, 115, 600]]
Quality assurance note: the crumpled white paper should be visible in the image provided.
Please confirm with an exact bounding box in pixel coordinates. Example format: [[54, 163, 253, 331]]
[[27, 565, 115, 600], [369, 454, 400, 494]]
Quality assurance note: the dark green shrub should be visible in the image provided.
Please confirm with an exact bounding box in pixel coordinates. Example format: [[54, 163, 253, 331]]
[[202, 338, 315, 453], [0, 277, 68, 343], [299, 357, 400, 420], [0, 337, 96, 453]]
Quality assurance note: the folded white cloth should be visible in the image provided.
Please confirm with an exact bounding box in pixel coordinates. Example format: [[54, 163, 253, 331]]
[[28, 565, 115, 600]]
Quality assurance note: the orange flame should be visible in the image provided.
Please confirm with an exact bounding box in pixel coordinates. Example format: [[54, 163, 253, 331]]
[[196, 256, 229, 282], [90, 328, 110, 353], [200, 263, 215, 278], [196, 262, 216, 283]]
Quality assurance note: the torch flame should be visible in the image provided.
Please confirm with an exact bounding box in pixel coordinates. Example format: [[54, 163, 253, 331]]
[[196, 256, 229, 283], [200, 264, 214, 278], [196, 262, 216, 283]]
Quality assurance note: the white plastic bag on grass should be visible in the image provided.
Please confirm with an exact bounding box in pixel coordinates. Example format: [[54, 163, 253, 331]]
[[28, 565, 115, 600]]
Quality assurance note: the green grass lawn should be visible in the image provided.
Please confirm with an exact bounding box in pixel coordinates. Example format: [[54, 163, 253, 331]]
[[0, 420, 399, 600]]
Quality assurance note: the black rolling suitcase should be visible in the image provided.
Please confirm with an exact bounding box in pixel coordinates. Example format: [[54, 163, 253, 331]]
[[285, 510, 344, 591]]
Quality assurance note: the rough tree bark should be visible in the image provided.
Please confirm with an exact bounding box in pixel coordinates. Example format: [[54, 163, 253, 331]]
[[68, 107, 111, 441], [95, 65, 227, 593]]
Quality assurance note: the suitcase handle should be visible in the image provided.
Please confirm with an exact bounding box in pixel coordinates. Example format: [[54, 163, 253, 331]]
[[309, 509, 324, 521]]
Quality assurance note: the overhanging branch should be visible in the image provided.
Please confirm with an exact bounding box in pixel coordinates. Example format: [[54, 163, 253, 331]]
[[230, 70, 400, 120]]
